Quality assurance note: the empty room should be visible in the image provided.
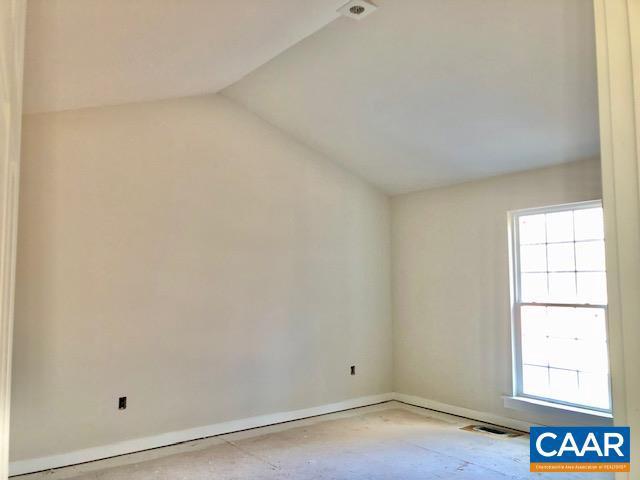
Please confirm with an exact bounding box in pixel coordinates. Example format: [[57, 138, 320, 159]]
[[1, 1, 639, 479]]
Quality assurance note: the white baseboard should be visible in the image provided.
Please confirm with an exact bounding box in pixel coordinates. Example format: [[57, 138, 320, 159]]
[[393, 392, 533, 433], [11, 392, 534, 476], [9, 393, 394, 476]]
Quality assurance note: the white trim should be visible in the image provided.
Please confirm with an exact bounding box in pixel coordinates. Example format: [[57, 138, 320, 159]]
[[509, 200, 603, 217], [393, 393, 533, 433], [16, 391, 627, 477], [593, 1, 640, 479], [0, 2, 26, 479], [9, 393, 394, 476], [503, 396, 613, 423]]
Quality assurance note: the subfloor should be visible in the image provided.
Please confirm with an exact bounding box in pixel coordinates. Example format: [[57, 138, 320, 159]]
[[16, 402, 611, 480]]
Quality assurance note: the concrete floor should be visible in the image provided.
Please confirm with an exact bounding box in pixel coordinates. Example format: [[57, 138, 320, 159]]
[[17, 402, 611, 480]]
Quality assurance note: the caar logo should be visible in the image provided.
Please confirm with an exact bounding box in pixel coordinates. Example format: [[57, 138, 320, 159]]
[[530, 427, 630, 472]]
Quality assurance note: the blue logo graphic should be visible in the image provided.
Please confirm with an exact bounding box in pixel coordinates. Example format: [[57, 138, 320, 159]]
[[530, 426, 630, 473]]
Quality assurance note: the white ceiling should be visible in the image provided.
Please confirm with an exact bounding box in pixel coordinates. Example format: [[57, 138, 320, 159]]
[[24, 0, 600, 193], [23, 0, 344, 114], [224, 0, 600, 193]]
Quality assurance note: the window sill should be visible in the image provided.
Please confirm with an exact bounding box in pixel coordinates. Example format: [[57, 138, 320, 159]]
[[503, 396, 613, 423]]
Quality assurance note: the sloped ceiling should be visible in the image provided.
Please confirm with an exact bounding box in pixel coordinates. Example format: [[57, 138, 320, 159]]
[[224, 0, 600, 193], [23, 0, 344, 114], [24, 0, 600, 193]]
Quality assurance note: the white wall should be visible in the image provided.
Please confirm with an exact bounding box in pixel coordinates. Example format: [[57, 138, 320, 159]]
[[391, 159, 605, 426], [10, 95, 392, 462], [10, 89, 608, 465]]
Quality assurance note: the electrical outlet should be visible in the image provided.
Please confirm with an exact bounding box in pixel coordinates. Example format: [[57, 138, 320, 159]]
[[118, 396, 127, 410], [350, 365, 356, 375]]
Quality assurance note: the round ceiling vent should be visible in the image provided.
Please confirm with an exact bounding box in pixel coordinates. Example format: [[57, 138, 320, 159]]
[[338, 1, 377, 20]]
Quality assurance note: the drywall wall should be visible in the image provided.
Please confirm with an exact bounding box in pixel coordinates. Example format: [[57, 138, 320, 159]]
[[10, 94, 392, 462], [391, 159, 606, 426]]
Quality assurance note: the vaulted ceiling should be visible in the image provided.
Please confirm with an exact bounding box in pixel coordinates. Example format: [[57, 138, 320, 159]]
[[23, 0, 600, 193], [224, 0, 599, 193], [23, 0, 344, 114]]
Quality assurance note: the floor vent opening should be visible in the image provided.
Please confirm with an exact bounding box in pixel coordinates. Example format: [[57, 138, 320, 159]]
[[460, 424, 524, 438]]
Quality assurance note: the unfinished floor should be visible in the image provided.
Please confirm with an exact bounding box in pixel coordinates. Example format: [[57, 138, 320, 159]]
[[16, 403, 611, 480]]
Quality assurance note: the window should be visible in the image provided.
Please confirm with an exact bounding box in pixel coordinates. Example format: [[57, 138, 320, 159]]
[[509, 201, 611, 413]]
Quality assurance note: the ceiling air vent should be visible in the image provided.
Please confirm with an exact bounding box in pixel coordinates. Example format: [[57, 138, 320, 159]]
[[338, 0, 377, 20]]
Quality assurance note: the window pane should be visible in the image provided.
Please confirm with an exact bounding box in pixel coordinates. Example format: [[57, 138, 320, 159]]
[[576, 340, 609, 374], [574, 207, 604, 241], [575, 240, 606, 271], [577, 272, 607, 304], [520, 244, 546, 272], [547, 307, 579, 340], [547, 242, 575, 271], [548, 272, 576, 303], [574, 307, 607, 341], [521, 306, 548, 337], [522, 335, 549, 366], [578, 372, 610, 410], [519, 214, 546, 244], [520, 305, 610, 409], [521, 273, 547, 302], [547, 337, 607, 375], [549, 368, 580, 405], [547, 338, 579, 370], [546, 211, 574, 243], [522, 365, 549, 398]]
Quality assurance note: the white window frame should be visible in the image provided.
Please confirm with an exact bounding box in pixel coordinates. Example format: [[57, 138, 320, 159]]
[[508, 199, 612, 414]]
